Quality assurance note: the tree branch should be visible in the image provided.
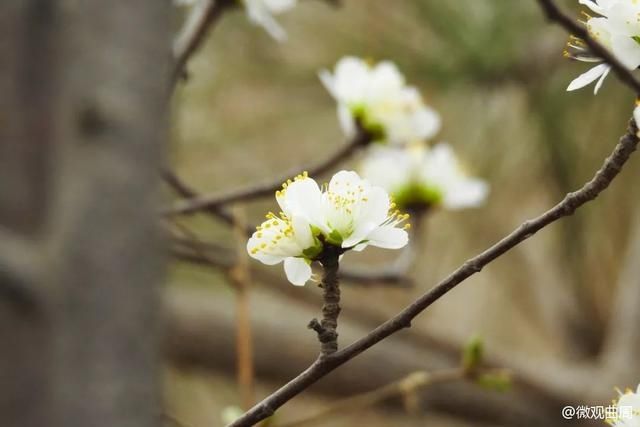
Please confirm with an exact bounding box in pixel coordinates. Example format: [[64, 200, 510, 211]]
[[535, 0, 640, 95], [166, 286, 578, 426], [276, 368, 465, 427], [162, 168, 249, 232], [308, 246, 343, 356], [164, 130, 372, 216], [172, 0, 235, 87], [228, 117, 639, 426]]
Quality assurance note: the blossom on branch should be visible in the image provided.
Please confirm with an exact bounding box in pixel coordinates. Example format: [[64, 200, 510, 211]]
[[319, 56, 441, 144], [175, 0, 296, 41], [247, 171, 410, 286], [360, 143, 489, 211], [566, 0, 640, 94]]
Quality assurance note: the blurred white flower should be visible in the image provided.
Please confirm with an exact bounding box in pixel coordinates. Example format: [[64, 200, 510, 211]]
[[566, 0, 640, 94], [221, 406, 244, 425], [608, 384, 640, 426], [319, 56, 441, 144], [634, 104, 640, 133], [244, 0, 296, 41], [248, 171, 409, 285], [174, 0, 296, 41], [360, 143, 489, 211]]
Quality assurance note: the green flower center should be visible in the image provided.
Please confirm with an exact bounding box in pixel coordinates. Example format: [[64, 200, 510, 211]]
[[393, 183, 443, 210]]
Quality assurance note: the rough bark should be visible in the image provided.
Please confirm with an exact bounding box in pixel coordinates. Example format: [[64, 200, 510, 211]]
[[0, 1, 169, 426]]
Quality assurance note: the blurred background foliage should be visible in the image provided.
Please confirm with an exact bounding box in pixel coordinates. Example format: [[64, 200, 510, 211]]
[[167, 1, 640, 425]]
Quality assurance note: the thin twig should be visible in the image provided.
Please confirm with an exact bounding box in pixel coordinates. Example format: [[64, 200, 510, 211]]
[[164, 130, 372, 216], [229, 207, 256, 409], [536, 0, 640, 95], [172, 0, 235, 87], [163, 168, 251, 232], [227, 118, 639, 427], [166, 219, 235, 270], [276, 368, 464, 427]]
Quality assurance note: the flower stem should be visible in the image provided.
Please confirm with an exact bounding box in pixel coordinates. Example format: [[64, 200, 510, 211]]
[[309, 245, 342, 357]]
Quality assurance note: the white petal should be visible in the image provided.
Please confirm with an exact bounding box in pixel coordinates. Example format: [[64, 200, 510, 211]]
[[246, 237, 285, 265], [263, 0, 296, 14], [365, 226, 408, 249], [360, 145, 414, 193], [352, 243, 368, 252], [337, 104, 356, 137], [611, 34, 640, 69], [291, 215, 314, 249], [368, 61, 405, 96], [411, 105, 441, 141], [342, 222, 376, 248], [578, 0, 605, 15], [284, 257, 312, 286], [318, 70, 337, 98], [361, 186, 391, 225], [567, 63, 610, 92], [278, 177, 323, 219], [593, 66, 611, 94], [443, 180, 489, 210], [328, 170, 366, 195], [244, 0, 287, 41], [634, 106, 640, 133], [325, 57, 370, 103]]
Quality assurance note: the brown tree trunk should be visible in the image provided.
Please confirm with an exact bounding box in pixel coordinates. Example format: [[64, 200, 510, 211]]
[[0, 1, 170, 427]]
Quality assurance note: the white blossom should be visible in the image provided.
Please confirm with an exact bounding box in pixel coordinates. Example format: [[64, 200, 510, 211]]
[[566, 0, 640, 94], [247, 171, 410, 286], [360, 143, 489, 210], [244, 0, 296, 41], [608, 384, 640, 427], [174, 0, 296, 42], [319, 56, 441, 144]]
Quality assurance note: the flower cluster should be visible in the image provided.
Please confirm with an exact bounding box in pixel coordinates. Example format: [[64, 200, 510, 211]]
[[608, 384, 640, 426], [566, 0, 640, 94], [247, 171, 410, 286], [319, 56, 488, 212], [360, 144, 489, 211], [175, 0, 296, 41], [319, 57, 441, 145]]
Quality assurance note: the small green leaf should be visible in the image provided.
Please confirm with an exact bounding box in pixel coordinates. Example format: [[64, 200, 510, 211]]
[[462, 335, 484, 372], [326, 229, 343, 245], [633, 35, 640, 46], [476, 370, 512, 393], [302, 245, 322, 259]]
